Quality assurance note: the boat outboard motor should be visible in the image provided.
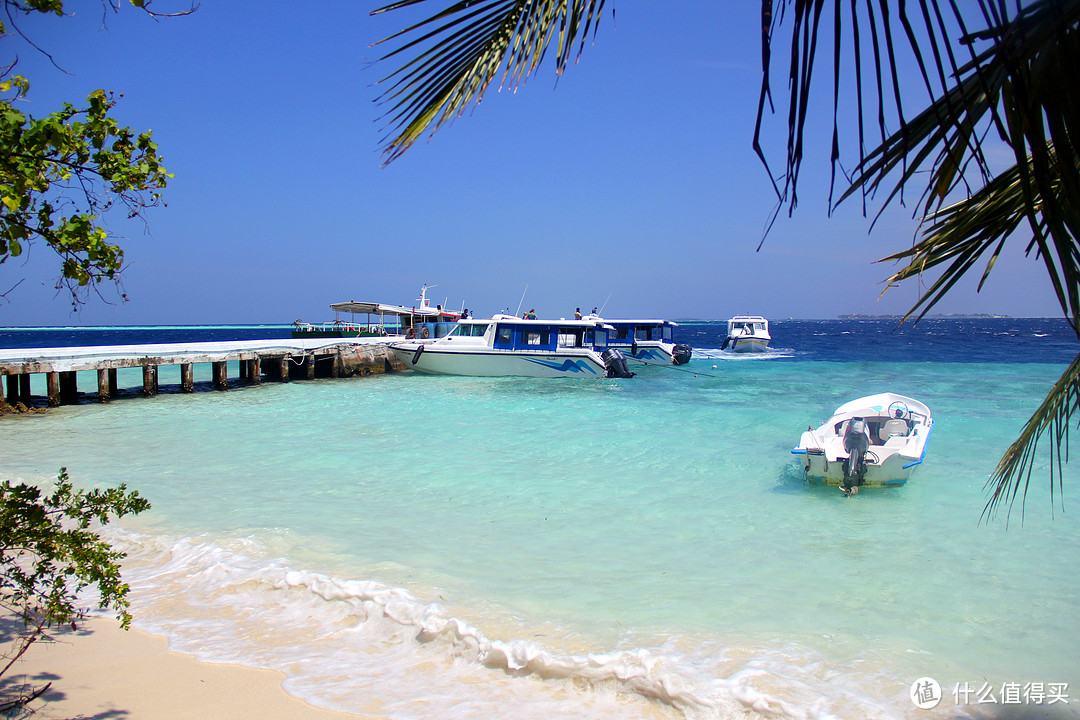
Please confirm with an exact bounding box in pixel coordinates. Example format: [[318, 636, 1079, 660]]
[[841, 417, 870, 493], [672, 344, 693, 365], [602, 348, 635, 378]]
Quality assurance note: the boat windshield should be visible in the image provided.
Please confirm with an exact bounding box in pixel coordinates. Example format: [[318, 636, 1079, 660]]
[[448, 322, 490, 337]]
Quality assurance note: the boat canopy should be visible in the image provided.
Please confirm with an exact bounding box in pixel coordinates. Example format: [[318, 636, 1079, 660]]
[[329, 301, 455, 318]]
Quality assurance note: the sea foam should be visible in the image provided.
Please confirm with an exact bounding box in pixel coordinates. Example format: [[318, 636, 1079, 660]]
[[104, 528, 934, 720]]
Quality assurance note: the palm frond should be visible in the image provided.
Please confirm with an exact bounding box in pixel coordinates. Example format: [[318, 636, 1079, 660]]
[[761, 0, 1080, 228], [982, 352, 1080, 525], [371, 0, 607, 164], [878, 143, 1079, 326]]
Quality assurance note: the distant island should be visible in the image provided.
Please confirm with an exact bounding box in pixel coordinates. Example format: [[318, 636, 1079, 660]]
[[837, 313, 1013, 319]]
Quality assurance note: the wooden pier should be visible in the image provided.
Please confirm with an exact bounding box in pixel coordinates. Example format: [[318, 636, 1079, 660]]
[[0, 338, 406, 409]]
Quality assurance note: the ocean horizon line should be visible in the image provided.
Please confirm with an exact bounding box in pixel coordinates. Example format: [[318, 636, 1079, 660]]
[[1, 315, 1068, 332]]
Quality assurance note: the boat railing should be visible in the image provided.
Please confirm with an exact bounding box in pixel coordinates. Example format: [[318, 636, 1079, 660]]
[[293, 321, 400, 335]]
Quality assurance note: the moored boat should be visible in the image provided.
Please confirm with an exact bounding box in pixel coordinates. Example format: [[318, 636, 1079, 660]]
[[584, 316, 693, 365], [791, 392, 933, 493], [389, 315, 635, 378], [293, 285, 463, 339], [723, 316, 770, 353]]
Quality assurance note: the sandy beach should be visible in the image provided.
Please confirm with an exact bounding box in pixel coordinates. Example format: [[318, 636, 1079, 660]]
[[9, 616, 384, 720]]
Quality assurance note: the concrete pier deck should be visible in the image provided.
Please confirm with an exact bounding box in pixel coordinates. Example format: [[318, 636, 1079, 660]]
[[0, 337, 405, 408]]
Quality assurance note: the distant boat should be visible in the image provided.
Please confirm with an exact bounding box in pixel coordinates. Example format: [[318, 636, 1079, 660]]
[[584, 315, 693, 365], [791, 392, 933, 494], [722, 316, 770, 353], [292, 285, 462, 339], [389, 315, 635, 378]]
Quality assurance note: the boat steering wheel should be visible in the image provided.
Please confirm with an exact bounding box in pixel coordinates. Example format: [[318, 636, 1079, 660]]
[[888, 400, 910, 420]]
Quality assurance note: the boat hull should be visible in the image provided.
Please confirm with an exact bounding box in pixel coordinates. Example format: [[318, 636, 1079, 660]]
[[726, 336, 770, 353], [390, 345, 608, 378], [614, 342, 691, 365], [794, 450, 917, 487]]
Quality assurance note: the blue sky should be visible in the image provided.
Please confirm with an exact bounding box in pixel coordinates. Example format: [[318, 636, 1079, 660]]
[[1, 1, 1065, 325]]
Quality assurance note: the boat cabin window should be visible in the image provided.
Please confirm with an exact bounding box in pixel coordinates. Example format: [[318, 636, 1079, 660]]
[[495, 326, 514, 348], [662, 325, 673, 341], [634, 326, 653, 341], [494, 324, 557, 350], [614, 327, 630, 340], [593, 328, 608, 348], [558, 327, 584, 347], [523, 331, 551, 346]]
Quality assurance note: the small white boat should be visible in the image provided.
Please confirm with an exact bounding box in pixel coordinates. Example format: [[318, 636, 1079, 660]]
[[791, 393, 933, 492], [722, 316, 770, 353], [389, 315, 636, 378], [584, 316, 692, 365]]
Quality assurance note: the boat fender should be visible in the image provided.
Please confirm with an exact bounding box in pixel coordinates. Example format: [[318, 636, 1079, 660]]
[[631, 341, 639, 357], [412, 345, 424, 365], [721, 337, 731, 351]]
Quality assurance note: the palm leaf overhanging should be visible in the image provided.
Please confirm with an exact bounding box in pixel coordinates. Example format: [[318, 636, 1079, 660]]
[[373, 1, 1080, 520], [371, 0, 607, 165], [760, 0, 1080, 520]]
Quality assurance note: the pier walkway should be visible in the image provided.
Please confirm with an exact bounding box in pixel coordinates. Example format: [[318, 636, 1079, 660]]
[[0, 337, 403, 407]]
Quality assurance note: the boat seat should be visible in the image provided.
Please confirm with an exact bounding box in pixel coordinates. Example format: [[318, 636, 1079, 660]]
[[880, 418, 909, 441]]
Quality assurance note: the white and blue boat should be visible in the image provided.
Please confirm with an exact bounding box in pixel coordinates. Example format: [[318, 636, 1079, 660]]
[[584, 316, 692, 365], [791, 392, 933, 493], [389, 315, 635, 378]]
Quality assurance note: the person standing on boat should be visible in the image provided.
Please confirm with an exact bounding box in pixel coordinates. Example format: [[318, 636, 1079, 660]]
[[526, 309, 537, 319], [575, 308, 582, 319]]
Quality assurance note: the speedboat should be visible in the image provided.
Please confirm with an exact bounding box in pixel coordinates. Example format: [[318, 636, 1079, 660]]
[[389, 315, 636, 378], [722, 316, 770, 352], [583, 316, 692, 365], [791, 393, 933, 493], [293, 285, 463, 339]]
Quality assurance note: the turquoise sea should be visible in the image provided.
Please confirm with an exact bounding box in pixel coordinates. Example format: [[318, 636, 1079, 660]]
[[2, 319, 1079, 720]]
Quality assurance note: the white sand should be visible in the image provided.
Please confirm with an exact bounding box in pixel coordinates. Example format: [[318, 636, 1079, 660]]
[[9, 617, 385, 720]]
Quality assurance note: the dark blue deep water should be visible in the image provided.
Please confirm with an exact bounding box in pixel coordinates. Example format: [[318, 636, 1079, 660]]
[[2, 317, 1077, 364]]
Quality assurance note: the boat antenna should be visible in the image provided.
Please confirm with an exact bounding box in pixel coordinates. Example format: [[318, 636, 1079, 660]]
[[514, 283, 528, 317], [597, 294, 612, 315]]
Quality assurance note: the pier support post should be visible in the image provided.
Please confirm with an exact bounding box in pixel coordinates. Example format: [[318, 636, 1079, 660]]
[[47, 372, 60, 407], [212, 361, 228, 390], [278, 357, 290, 382], [18, 373, 30, 403], [306, 354, 315, 380], [60, 371, 78, 404], [4, 374, 16, 404], [250, 357, 261, 384], [97, 369, 110, 403], [142, 365, 159, 397], [181, 363, 194, 392], [332, 354, 342, 379]]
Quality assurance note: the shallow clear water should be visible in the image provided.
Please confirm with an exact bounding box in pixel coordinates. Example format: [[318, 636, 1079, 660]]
[[2, 322, 1079, 720]]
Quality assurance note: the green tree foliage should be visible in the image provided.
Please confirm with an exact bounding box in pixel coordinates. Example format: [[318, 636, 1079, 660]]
[[0, 0, 193, 308], [370, 0, 1080, 521], [0, 85, 170, 305], [0, 468, 150, 714]]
